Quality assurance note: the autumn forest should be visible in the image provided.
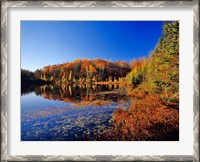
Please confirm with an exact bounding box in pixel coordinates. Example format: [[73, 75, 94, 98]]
[[21, 21, 179, 141]]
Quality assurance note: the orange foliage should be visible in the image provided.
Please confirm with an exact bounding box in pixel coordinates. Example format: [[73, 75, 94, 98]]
[[130, 57, 147, 71], [112, 94, 179, 140], [35, 58, 131, 83], [89, 64, 96, 74], [126, 83, 150, 99]]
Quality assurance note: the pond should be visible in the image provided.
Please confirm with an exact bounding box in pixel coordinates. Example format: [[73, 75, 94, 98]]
[[21, 84, 132, 141]]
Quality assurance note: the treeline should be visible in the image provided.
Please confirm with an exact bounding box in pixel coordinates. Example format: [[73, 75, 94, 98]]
[[126, 21, 179, 105], [34, 59, 131, 83], [21, 69, 49, 85]]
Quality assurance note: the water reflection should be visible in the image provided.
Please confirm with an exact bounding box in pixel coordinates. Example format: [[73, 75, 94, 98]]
[[22, 84, 130, 104], [21, 84, 132, 141]]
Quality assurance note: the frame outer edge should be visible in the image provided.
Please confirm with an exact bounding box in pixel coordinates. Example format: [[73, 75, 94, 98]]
[[1, 1, 8, 162], [2, 1, 196, 8], [1, 1, 199, 162], [193, 1, 199, 162]]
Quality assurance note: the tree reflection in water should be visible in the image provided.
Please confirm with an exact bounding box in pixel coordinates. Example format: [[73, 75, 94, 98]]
[[21, 84, 133, 141], [22, 83, 131, 105]]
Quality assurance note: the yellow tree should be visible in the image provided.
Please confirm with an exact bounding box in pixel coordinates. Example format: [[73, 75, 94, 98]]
[[89, 64, 96, 81], [81, 58, 91, 80]]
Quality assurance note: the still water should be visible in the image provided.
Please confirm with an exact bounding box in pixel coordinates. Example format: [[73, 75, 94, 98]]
[[21, 84, 131, 141]]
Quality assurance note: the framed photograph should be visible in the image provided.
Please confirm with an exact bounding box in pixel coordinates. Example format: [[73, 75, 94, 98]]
[[1, 0, 199, 161]]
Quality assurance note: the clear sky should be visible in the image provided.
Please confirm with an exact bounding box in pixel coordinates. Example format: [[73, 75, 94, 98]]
[[21, 21, 164, 72]]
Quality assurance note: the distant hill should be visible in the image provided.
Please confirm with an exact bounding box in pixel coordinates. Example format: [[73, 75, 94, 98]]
[[33, 58, 132, 84]]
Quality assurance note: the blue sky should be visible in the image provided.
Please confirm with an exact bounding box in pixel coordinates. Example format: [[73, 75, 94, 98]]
[[21, 21, 164, 72]]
